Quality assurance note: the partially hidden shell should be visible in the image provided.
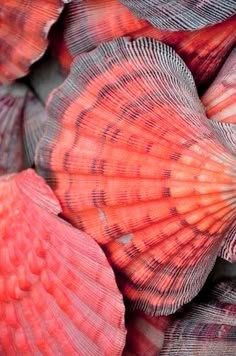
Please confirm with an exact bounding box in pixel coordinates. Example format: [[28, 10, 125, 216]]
[[36, 38, 236, 315], [202, 48, 236, 123], [53, 0, 236, 88], [0, 82, 47, 173], [119, 0, 236, 30], [124, 312, 171, 355], [0, 0, 68, 84], [160, 280, 236, 355], [23, 91, 47, 167], [0, 169, 126, 355], [0, 83, 26, 174]]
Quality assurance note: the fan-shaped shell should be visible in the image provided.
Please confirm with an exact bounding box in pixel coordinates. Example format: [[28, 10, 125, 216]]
[[202, 48, 236, 123], [0, 169, 126, 355], [124, 312, 171, 356], [0, 83, 26, 174], [161, 280, 236, 355], [54, 0, 236, 88], [0, 0, 69, 84], [36, 38, 236, 315], [119, 0, 236, 31]]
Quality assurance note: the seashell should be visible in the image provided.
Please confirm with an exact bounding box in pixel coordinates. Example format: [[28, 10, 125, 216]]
[[0, 169, 126, 355], [55, 0, 236, 88], [36, 37, 236, 315], [0, 83, 26, 174], [0, 0, 69, 84], [212, 280, 236, 304], [124, 311, 171, 355], [119, 0, 236, 31], [160, 280, 236, 355], [219, 221, 236, 263], [202, 48, 236, 123], [23, 91, 47, 167], [0, 82, 47, 173]]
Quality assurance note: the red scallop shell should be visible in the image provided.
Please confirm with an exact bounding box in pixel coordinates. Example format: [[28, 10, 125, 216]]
[[53, 0, 236, 88], [0, 0, 69, 84], [36, 38, 236, 315], [0, 169, 126, 354], [161, 280, 236, 355]]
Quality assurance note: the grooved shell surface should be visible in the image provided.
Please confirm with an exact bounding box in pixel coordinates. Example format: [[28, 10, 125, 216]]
[[119, 0, 236, 31], [36, 38, 236, 315], [0, 0, 68, 83], [55, 0, 236, 88], [161, 280, 236, 355], [0, 169, 126, 355]]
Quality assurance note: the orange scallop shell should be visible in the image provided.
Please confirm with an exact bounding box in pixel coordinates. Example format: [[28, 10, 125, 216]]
[[0, 169, 126, 354], [120, 0, 236, 30], [54, 0, 236, 88], [36, 38, 236, 315], [161, 280, 236, 355], [202, 48, 236, 123], [0, 0, 69, 84]]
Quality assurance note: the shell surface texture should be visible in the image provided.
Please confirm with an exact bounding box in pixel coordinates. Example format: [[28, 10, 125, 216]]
[[0, 169, 126, 355], [23, 90, 47, 167], [124, 311, 171, 355], [0, 0, 67, 84], [202, 48, 236, 124], [0, 83, 27, 174], [36, 37, 236, 315], [160, 280, 236, 355], [55, 0, 236, 88], [119, 0, 236, 30]]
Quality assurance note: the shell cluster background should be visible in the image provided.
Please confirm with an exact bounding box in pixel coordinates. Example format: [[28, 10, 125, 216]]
[[0, 0, 236, 355]]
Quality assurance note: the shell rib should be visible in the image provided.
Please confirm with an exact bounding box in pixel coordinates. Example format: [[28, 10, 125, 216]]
[[124, 312, 171, 355], [0, 0, 68, 84], [119, 0, 236, 31], [0, 169, 126, 355], [202, 48, 236, 123], [55, 0, 236, 88], [161, 280, 236, 355], [36, 37, 236, 315]]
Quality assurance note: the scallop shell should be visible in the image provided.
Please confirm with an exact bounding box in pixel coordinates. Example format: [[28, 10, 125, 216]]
[[119, 0, 236, 31], [161, 280, 236, 355], [55, 0, 236, 88], [36, 38, 236, 315], [124, 312, 171, 356], [202, 48, 236, 123], [0, 0, 68, 84], [0, 83, 26, 174], [0, 169, 126, 355]]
